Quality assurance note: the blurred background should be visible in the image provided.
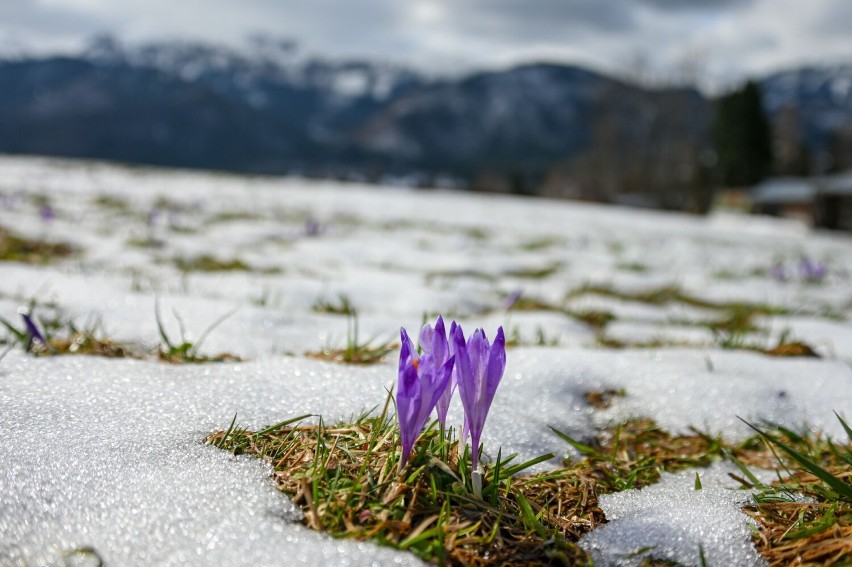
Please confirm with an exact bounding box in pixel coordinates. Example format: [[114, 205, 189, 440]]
[[2, 0, 851, 226]]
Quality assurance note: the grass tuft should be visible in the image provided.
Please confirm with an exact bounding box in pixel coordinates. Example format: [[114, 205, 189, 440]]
[[312, 294, 357, 316], [173, 255, 280, 274], [0, 226, 75, 264], [306, 313, 396, 365], [738, 415, 852, 565], [1, 312, 135, 359], [207, 405, 600, 565], [155, 301, 241, 363], [207, 412, 781, 565]]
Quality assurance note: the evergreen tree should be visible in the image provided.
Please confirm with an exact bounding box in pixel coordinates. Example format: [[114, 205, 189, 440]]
[[713, 80, 773, 186]]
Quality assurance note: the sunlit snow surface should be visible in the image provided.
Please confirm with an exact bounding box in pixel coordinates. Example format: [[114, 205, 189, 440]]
[[581, 462, 767, 566], [1, 156, 851, 566]]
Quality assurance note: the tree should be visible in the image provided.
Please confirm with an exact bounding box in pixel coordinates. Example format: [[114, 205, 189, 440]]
[[713, 80, 773, 187]]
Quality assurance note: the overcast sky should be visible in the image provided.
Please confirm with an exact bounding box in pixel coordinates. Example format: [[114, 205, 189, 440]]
[[2, 0, 851, 91]]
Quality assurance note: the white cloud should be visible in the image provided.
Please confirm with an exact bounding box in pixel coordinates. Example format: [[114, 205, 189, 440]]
[[3, 0, 851, 90]]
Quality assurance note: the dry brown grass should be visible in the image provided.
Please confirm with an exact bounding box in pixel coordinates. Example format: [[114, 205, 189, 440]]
[[205, 413, 779, 565]]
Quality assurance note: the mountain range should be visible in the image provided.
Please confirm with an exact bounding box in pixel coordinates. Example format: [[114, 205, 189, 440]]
[[1, 37, 850, 190]]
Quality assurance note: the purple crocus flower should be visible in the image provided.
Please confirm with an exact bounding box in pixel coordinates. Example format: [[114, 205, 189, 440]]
[[21, 313, 46, 352], [397, 322, 454, 468], [798, 258, 827, 283], [770, 263, 786, 282], [452, 324, 506, 472], [305, 218, 322, 237], [429, 318, 456, 425], [503, 289, 524, 311], [39, 204, 55, 222]]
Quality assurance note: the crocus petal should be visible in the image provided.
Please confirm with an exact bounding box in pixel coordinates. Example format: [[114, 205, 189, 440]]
[[465, 329, 488, 425], [419, 324, 434, 355], [399, 327, 418, 374], [430, 316, 448, 366], [410, 353, 438, 434], [461, 416, 469, 445], [483, 326, 506, 410], [397, 362, 422, 466], [412, 353, 454, 437], [453, 325, 478, 452], [21, 313, 46, 352], [435, 370, 456, 425], [433, 318, 456, 425]]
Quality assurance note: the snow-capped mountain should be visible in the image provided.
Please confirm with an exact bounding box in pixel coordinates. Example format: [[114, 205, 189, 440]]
[[0, 37, 849, 185], [760, 65, 852, 147], [762, 65, 852, 112], [84, 36, 424, 105]]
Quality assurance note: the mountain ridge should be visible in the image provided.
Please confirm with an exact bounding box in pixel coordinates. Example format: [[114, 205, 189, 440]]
[[1, 37, 850, 192]]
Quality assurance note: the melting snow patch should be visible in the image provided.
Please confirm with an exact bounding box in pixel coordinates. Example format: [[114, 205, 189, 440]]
[[580, 462, 765, 567]]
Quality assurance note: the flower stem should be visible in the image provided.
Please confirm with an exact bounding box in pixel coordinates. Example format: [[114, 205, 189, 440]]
[[472, 467, 483, 499]]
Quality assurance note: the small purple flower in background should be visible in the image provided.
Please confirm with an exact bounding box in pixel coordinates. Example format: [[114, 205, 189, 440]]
[[453, 324, 506, 474], [305, 218, 322, 237], [397, 319, 454, 469], [0, 192, 22, 210], [39, 204, 55, 222], [770, 263, 786, 282], [503, 289, 523, 311], [798, 257, 827, 283], [21, 312, 46, 352], [147, 207, 160, 228]]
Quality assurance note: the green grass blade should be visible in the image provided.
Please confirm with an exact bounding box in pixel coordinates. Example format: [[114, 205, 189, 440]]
[[154, 298, 174, 350], [500, 453, 556, 477], [740, 418, 852, 500], [783, 503, 837, 540], [726, 451, 767, 489], [217, 413, 239, 448], [834, 411, 852, 443], [549, 426, 604, 459], [486, 447, 502, 506], [255, 414, 314, 437], [0, 316, 25, 342], [515, 492, 546, 538]]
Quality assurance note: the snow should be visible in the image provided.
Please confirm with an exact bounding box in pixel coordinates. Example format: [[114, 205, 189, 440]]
[[580, 462, 766, 566], [1, 155, 852, 566]]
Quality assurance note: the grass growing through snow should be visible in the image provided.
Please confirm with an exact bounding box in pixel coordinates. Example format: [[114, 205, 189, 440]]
[[0, 303, 243, 363], [174, 255, 252, 272], [207, 398, 787, 566], [312, 294, 357, 315], [0, 226, 75, 264], [564, 283, 791, 319], [501, 284, 822, 356], [737, 415, 852, 565], [208, 400, 593, 565], [306, 313, 396, 365], [172, 254, 281, 274], [1, 311, 136, 358], [156, 301, 241, 363]]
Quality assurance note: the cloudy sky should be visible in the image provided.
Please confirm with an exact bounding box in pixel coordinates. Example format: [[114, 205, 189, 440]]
[[2, 0, 851, 91]]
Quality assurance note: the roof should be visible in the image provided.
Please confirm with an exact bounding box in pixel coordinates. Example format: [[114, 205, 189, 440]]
[[751, 177, 817, 205], [820, 170, 852, 196]]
